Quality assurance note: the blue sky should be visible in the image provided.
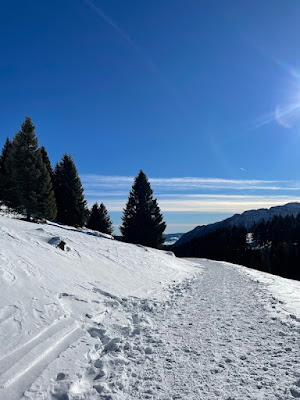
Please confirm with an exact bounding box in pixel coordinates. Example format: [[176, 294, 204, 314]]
[[2, 1, 300, 233]]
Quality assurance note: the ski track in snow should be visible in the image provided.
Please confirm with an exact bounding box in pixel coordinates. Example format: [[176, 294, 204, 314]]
[[7, 260, 298, 400], [0, 318, 84, 400]]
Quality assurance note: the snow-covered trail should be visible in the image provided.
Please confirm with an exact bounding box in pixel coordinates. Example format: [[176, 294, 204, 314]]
[[122, 260, 300, 399], [121, 259, 299, 399], [21, 259, 300, 400]]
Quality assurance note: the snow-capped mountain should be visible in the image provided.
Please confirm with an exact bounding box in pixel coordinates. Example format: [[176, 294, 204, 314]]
[[173, 202, 300, 247]]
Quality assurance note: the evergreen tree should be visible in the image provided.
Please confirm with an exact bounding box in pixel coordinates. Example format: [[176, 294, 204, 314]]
[[35, 148, 57, 220], [40, 146, 53, 178], [120, 170, 166, 248], [53, 154, 87, 227], [0, 137, 16, 206], [87, 202, 113, 234], [10, 117, 57, 220], [98, 203, 113, 235], [87, 203, 99, 231]]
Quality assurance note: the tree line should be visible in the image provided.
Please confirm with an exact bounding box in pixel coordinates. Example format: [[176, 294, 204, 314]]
[[0, 117, 166, 248], [172, 225, 248, 266], [247, 214, 300, 280], [172, 214, 300, 281]]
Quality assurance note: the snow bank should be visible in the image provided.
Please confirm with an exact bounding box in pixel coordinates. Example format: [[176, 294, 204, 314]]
[[0, 215, 198, 356], [0, 215, 200, 399], [235, 263, 300, 321]]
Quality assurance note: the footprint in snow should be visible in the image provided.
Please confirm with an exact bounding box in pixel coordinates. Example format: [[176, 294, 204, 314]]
[[56, 372, 66, 381], [291, 387, 300, 398]]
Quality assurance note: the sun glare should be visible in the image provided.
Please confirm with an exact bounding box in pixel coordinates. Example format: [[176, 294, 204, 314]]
[[272, 61, 300, 129], [274, 102, 300, 128]]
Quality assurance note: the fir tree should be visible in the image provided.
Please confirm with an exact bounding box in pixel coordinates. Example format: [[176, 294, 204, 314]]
[[53, 154, 87, 227], [40, 146, 53, 178], [87, 203, 99, 231], [10, 117, 57, 220], [0, 137, 16, 207], [87, 202, 113, 234], [98, 203, 113, 235], [120, 170, 166, 248], [35, 148, 57, 220]]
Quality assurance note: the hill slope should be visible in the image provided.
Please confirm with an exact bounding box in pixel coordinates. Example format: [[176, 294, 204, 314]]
[[0, 215, 299, 399], [174, 202, 300, 247]]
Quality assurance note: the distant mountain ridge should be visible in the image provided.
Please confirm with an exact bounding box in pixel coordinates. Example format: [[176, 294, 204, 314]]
[[173, 202, 300, 247]]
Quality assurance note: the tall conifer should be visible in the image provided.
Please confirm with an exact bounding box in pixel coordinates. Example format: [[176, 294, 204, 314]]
[[53, 154, 87, 227], [35, 148, 57, 220], [0, 137, 16, 207], [40, 146, 53, 178], [10, 117, 57, 220], [120, 170, 166, 248]]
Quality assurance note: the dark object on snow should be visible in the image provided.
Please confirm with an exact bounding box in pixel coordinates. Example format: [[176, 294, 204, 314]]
[[57, 240, 66, 251], [48, 236, 66, 251]]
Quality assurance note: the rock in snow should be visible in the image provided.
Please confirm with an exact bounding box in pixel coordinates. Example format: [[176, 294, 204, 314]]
[[0, 215, 299, 399]]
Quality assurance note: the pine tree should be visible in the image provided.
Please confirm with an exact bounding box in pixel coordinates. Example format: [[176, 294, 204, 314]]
[[120, 170, 166, 248], [87, 202, 113, 234], [40, 146, 53, 178], [87, 203, 99, 231], [98, 203, 113, 235], [0, 137, 16, 207], [53, 154, 87, 227], [10, 117, 57, 220], [35, 148, 57, 220]]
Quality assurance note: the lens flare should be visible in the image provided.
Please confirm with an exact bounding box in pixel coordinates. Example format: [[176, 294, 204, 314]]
[[253, 60, 300, 130], [275, 59, 300, 81], [274, 102, 300, 129]]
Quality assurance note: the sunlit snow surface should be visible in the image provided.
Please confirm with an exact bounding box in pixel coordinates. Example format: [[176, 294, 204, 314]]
[[0, 215, 299, 399]]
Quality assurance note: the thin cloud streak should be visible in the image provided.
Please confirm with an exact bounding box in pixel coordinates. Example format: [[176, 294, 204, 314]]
[[82, 174, 300, 192], [87, 196, 300, 213], [85, 192, 300, 200], [84, 190, 129, 197], [83, 1, 219, 131], [83, 0, 163, 77], [83, 175, 300, 214], [157, 198, 300, 212], [155, 194, 300, 199], [84, 0, 140, 52]]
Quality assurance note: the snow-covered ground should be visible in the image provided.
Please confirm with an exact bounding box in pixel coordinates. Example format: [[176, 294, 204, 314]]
[[235, 263, 300, 322], [0, 215, 299, 399]]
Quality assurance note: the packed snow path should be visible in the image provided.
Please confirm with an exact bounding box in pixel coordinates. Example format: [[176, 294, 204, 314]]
[[121, 260, 300, 399], [19, 259, 300, 400]]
